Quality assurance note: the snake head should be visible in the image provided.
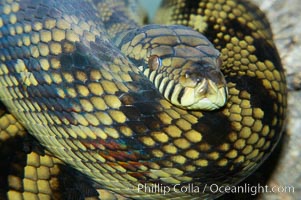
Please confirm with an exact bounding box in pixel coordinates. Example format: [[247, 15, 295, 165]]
[[145, 49, 228, 111], [178, 57, 228, 110], [117, 24, 228, 110]]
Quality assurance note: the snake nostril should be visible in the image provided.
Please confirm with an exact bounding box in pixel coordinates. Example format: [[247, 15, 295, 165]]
[[185, 71, 192, 79]]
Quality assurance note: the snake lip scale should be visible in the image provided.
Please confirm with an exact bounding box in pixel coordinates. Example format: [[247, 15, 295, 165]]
[[0, 0, 287, 199]]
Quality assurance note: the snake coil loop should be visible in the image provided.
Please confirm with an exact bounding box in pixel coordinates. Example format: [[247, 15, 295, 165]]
[[0, 0, 287, 199]]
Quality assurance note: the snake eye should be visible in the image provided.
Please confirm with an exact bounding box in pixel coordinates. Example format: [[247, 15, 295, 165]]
[[148, 55, 162, 71]]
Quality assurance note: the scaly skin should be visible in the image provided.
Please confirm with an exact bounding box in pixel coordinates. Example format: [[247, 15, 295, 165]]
[[0, 0, 286, 199]]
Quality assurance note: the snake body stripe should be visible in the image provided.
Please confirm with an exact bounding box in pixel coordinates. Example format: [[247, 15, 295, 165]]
[[0, 0, 286, 199]]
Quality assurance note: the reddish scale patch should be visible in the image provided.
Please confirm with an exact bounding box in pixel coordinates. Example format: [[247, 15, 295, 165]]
[[128, 172, 149, 180], [105, 150, 141, 162], [99, 153, 116, 162], [82, 140, 106, 150], [82, 139, 144, 163], [98, 139, 127, 150], [119, 161, 139, 171]]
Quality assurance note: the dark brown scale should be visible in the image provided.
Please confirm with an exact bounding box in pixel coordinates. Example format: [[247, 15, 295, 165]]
[[148, 55, 161, 71]]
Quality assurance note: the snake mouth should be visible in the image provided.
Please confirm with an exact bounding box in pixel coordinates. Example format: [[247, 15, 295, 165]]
[[143, 66, 229, 111], [176, 79, 228, 110]]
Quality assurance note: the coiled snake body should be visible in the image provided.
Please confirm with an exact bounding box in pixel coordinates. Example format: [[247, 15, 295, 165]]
[[0, 0, 287, 199]]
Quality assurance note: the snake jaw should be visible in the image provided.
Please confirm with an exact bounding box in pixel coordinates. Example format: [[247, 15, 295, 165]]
[[178, 78, 228, 110], [176, 59, 228, 110]]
